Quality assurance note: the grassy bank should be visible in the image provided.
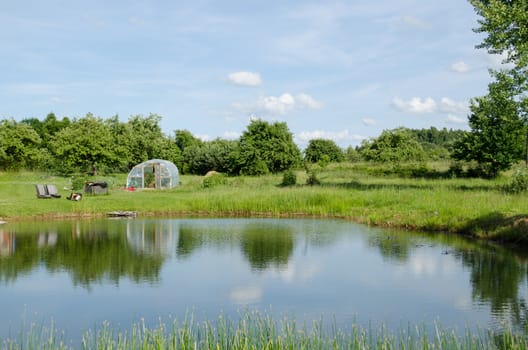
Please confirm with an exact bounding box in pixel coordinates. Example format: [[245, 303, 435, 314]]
[[1, 163, 527, 243], [3, 312, 527, 350]]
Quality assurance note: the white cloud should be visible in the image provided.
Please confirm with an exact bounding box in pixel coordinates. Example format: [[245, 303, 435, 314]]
[[362, 118, 376, 126], [223, 131, 240, 140], [487, 52, 515, 69], [450, 61, 470, 73], [195, 134, 210, 141], [446, 114, 466, 124], [258, 93, 296, 115], [227, 71, 262, 87], [401, 15, 431, 30], [392, 97, 437, 114], [296, 129, 365, 144], [296, 93, 323, 109], [235, 93, 321, 116], [439, 97, 468, 114], [230, 286, 262, 305], [264, 262, 319, 283]]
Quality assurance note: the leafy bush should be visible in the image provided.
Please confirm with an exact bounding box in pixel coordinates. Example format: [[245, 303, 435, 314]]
[[280, 169, 297, 187], [71, 175, 87, 191], [358, 128, 426, 164], [304, 139, 344, 163], [505, 166, 528, 193], [203, 172, 227, 188]]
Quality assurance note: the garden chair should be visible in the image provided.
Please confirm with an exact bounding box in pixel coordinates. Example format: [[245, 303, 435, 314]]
[[46, 184, 62, 198], [35, 184, 52, 198]]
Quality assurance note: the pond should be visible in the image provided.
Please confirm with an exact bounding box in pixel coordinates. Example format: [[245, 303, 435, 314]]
[[0, 218, 527, 340]]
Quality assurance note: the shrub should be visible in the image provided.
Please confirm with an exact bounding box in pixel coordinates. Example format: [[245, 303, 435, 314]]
[[306, 171, 321, 186], [304, 139, 344, 163], [280, 169, 297, 187], [505, 166, 528, 193], [203, 172, 227, 188], [71, 175, 87, 191]]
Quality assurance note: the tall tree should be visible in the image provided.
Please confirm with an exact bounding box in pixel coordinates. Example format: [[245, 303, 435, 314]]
[[0, 119, 43, 170], [174, 129, 203, 152], [470, 0, 528, 163], [124, 114, 181, 168], [453, 71, 525, 177], [470, 0, 528, 70], [238, 119, 302, 175], [304, 139, 345, 163], [50, 114, 118, 175]]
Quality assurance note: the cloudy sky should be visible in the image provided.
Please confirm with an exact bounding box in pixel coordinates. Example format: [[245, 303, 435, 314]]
[[0, 0, 509, 148]]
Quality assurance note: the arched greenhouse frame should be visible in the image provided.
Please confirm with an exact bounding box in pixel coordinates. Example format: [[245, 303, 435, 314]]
[[126, 159, 179, 190]]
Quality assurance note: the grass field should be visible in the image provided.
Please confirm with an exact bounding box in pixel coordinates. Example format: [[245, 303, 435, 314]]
[[1, 162, 527, 243]]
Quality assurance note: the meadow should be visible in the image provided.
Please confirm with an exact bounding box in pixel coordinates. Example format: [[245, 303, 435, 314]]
[[1, 162, 527, 244]]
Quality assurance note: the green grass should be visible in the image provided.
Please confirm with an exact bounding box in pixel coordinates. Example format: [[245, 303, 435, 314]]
[[1, 163, 528, 243], [2, 311, 527, 350]]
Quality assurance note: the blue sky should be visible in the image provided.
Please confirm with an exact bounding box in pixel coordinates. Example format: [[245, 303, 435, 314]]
[[0, 0, 510, 148]]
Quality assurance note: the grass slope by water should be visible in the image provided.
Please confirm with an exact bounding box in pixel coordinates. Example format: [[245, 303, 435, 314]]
[[1, 163, 527, 243]]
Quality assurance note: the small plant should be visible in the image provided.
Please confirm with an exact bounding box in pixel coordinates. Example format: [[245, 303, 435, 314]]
[[280, 169, 297, 187], [306, 171, 321, 186], [203, 172, 227, 188], [505, 166, 528, 193], [70, 175, 87, 191], [448, 161, 464, 178]]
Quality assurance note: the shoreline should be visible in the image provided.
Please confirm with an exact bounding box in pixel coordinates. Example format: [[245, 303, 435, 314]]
[[0, 208, 511, 245]]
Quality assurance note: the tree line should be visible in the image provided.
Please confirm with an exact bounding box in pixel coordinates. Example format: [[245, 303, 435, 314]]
[[1, 111, 477, 176]]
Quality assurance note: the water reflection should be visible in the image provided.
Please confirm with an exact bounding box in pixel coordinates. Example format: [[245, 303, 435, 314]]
[[0, 220, 165, 286], [368, 229, 528, 331], [0, 218, 527, 334]]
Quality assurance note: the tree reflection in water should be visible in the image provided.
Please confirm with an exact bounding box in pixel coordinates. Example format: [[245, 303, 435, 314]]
[[368, 229, 528, 332], [240, 222, 293, 271], [0, 220, 165, 287]]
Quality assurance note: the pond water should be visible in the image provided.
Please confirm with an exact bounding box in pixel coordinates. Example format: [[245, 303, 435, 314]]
[[0, 218, 527, 340]]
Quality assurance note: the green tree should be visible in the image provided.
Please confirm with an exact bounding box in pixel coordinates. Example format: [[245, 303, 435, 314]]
[[0, 119, 43, 170], [358, 128, 426, 164], [175, 129, 203, 152], [453, 71, 525, 177], [238, 119, 302, 175], [304, 139, 345, 163], [409, 127, 466, 160], [49, 113, 118, 175], [183, 139, 239, 175], [21, 113, 71, 149], [470, 0, 528, 70], [105, 115, 132, 172], [240, 223, 294, 271], [469, 0, 528, 163]]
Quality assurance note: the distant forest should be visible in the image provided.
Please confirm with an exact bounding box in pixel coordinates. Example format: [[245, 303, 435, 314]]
[[0, 112, 466, 176]]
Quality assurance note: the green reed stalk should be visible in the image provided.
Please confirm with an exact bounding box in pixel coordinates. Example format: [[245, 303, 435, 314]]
[[3, 311, 527, 350]]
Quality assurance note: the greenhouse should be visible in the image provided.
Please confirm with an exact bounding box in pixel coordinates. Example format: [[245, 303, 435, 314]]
[[126, 159, 179, 190]]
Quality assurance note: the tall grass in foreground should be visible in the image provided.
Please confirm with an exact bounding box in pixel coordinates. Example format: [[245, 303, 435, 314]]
[[2, 311, 527, 350]]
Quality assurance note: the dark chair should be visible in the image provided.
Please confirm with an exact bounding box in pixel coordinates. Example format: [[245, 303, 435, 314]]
[[46, 184, 61, 198], [35, 184, 52, 198]]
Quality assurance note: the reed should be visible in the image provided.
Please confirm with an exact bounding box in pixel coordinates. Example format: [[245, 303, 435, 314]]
[[2, 311, 527, 350], [1, 163, 527, 243]]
